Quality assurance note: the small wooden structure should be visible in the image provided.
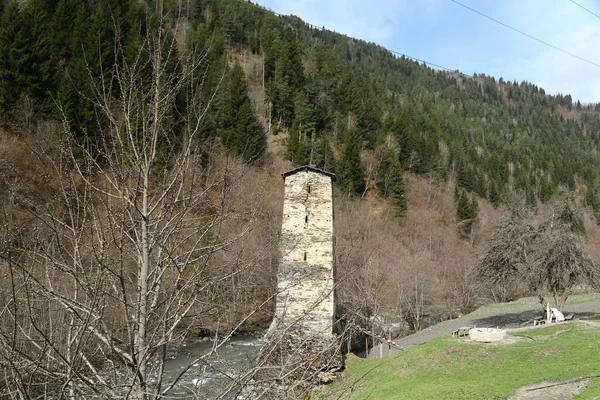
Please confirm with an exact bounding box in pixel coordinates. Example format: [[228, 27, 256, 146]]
[[452, 327, 471, 337]]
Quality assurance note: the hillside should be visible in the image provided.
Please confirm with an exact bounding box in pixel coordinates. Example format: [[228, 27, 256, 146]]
[[5, 0, 600, 210], [1, 0, 600, 397], [205, 0, 600, 327], [317, 296, 600, 399]]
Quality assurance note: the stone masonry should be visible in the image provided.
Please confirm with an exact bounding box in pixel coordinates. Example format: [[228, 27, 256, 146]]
[[271, 166, 336, 333], [255, 166, 342, 397]]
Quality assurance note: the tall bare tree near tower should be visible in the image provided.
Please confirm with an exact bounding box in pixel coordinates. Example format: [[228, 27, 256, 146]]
[[0, 2, 271, 398]]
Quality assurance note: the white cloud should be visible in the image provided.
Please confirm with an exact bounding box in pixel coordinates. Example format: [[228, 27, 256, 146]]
[[255, 0, 600, 102], [493, 0, 600, 102], [256, 0, 421, 46]]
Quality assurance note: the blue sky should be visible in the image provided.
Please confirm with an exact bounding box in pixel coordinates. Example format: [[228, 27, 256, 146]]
[[253, 0, 600, 103]]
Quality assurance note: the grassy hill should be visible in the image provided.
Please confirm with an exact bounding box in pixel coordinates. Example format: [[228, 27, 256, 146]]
[[315, 299, 600, 399]]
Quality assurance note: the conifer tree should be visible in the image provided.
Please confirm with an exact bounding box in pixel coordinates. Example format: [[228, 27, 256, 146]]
[[68, 1, 90, 57], [218, 63, 264, 162], [0, 0, 54, 112], [285, 125, 301, 163], [286, 91, 315, 164], [455, 187, 470, 221], [54, 0, 96, 143], [50, 0, 83, 61], [388, 158, 407, 216], [270, 65, 293, 125], [455, 187, 478, 221], [470, 196, 479, 219], [586, 188, 600, 224], [312, 136, 336, 172], [0, 2, 21, 111], [85, 0, 131, 96], [526, 188, 537, 209], [585, 186, 596, 208], [219, 63, 247, 138], [235, 100, 264, 163], [20, 0, 55, 110], [337, 130, 364, 194], [489, 182, 501, 208], [539, 177, 554, 203], [456, 160, 475, 193], [392, 113, 413, 169], [281, 32, 305, 91]]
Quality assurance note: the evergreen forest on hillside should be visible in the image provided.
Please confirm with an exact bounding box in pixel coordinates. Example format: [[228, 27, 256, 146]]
[[3, 0, 600, 214]]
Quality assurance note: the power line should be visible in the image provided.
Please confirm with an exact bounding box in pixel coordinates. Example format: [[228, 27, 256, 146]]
[[569, 0, 600, 20], [387, 50, 458, 73], [241, 0, 472, 78], [248, 0, 600, 75], [449, 0, 600, 69]]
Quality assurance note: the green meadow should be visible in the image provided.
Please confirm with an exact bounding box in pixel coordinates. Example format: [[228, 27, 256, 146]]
[[316, 321, 600, 399]]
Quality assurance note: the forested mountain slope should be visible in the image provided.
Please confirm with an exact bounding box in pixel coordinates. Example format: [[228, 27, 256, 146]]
[[2, 0, 600, 210], [199, 0, 600, 217]]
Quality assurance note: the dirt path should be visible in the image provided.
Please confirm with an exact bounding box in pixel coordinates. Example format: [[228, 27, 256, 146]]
[[367, 294, 600, 358], [508, 378, 590, 400]]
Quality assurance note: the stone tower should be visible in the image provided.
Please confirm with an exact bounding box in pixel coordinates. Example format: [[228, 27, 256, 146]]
[[271, 165, 337, 334], [259, 166, 342, 392]]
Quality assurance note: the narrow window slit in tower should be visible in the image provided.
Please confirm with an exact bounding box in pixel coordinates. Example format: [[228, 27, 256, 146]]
[[307, 184, 311, 194], [305, 215, 308, 224], [303, 252, 307, 261]]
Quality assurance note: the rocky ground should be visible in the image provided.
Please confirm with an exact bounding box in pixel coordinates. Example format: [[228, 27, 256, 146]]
[[508, 377, 590, 400]]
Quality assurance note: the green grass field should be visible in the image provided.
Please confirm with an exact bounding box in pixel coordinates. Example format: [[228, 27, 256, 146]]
[[315, 322, 600, 399]]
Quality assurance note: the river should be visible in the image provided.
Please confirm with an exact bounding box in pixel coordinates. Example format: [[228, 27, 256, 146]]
[[158, 334, 265, 399]]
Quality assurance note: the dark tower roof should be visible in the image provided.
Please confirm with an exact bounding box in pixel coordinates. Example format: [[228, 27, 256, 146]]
[[281, 166, 337, 182]]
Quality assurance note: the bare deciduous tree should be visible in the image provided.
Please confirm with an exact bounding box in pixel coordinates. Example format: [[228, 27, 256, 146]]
[[473, 208, 537, 302], [0, 7, 275, 399], [474, 193, 599, 310], [538, 229, 596, 310]]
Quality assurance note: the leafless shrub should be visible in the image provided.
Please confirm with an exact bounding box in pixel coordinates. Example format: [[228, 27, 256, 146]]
[[474, 193, 600, 310], [335, 175, 485, 345]]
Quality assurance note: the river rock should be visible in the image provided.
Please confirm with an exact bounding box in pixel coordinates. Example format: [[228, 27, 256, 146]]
[[317, 371, 336, 384]]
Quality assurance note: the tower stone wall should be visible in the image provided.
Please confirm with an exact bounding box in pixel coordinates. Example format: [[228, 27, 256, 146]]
[[270, 167, 336, 334], [256, 166, 342, 396]]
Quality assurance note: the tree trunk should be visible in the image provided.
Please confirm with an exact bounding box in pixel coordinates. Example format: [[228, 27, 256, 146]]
[[135, 171, 150, 399], [554, 289, 568, 312]]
